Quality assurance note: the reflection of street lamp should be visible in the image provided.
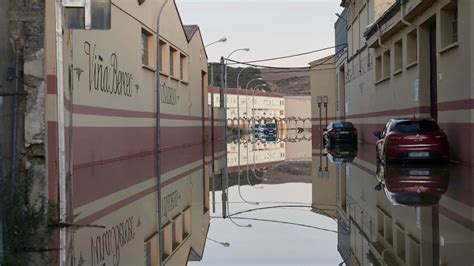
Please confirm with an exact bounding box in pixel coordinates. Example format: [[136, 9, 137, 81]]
[[207, 236, 231, 247]]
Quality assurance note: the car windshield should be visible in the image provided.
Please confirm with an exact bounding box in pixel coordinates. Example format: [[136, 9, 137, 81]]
[[333, 122, 353, 129], [395, 121, 439, 133]]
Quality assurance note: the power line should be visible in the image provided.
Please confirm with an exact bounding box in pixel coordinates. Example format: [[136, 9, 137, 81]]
[[227, 43, 347, 65], [212, 216, 348, 235], [226, 53, 336, 71], [226, 58, 310, 70]]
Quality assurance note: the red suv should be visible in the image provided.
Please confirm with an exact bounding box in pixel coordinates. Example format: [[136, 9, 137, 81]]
[[374, 118, 449, 162]]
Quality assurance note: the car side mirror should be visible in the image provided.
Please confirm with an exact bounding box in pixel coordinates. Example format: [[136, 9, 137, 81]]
[[373, 131, 382, 139]]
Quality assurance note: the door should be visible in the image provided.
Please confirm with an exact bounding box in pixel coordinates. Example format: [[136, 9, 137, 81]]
[[429, 24, 438, 120]]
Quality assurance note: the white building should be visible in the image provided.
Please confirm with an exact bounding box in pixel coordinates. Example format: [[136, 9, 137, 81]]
[[209, 87, 285, 120]]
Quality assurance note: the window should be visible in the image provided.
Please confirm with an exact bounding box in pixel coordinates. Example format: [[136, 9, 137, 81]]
[[406, 29, 418, 66], [382, 50, 391, 79], [394, 39, 403, 73], [173, 215, 183, 249], [408, 236, 421, 266], [385, 216, 393, 245], [441, 0, 458, 48], [395, 224, 406, 261], [141, 28, 154, 68], [159, 40, 167, 72], [183, 207, 191, 238], [170, 47, 177, 77], [375, 55, 382, 81], [180, 53, 188, 81]]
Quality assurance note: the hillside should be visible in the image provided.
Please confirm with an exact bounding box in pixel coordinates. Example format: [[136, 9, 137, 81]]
[[208, 63, 310, 96], [260, 68, 310, 96]]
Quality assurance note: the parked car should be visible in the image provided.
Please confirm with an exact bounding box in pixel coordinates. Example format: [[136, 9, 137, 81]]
[[325, 143, 358, 164], [323, 121, 358, 146], [264, 123, 277, 135], [375, 162, 450, 206], [374, 118, 449, 163], [254, 124, 265, 134]]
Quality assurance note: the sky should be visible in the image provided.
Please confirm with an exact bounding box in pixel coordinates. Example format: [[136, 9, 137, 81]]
[[175, 0, 343, 67]]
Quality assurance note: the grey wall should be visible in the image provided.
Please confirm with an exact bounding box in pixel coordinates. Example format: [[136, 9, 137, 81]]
[[335, 8, 348, 56]]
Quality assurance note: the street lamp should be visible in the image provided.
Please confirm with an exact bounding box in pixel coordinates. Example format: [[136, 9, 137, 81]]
[[236, 77, 262, 195], [222, 48, 250, 217], [205, 37, 227, 48], [201, 37, 227, 58]]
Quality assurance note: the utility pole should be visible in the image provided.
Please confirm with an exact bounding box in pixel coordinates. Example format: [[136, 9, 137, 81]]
[[220, 57, 227, 218]]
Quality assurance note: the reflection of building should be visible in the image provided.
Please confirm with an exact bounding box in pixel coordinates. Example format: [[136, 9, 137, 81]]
[[336, 143, 474, 266], [227, 140, 286, 171], [23, 1, 227, 265], [311, 153, 337, 219], [337, 0, 474, 165], [285, 137, 312, 160], [284, 96, 312, 129]]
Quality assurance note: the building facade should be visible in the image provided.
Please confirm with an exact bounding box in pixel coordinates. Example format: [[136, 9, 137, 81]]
[[339, 0, 474, 165], [310, 55, 336, 149], [0, 0, 226, 265]]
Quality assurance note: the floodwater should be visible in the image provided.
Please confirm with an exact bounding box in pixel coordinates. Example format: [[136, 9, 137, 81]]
[[68, 130, 473, 265], [189, 132, 474, 266]]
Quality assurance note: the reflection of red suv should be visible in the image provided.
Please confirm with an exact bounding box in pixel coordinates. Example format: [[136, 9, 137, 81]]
[[374, 118, 449, 162], [376, 163, 450, 206]]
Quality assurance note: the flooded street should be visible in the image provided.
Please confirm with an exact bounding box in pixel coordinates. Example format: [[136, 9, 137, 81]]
[[189, 133, 474, 265]]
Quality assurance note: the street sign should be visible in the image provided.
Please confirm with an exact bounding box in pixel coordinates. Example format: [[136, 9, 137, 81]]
[[64, 0, 111, 30]]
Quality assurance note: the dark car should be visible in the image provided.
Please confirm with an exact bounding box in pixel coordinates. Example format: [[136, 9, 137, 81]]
[[375, 162, 450, 206], [374, 118, 449, 163], [326, 144, 358, 163], [264, 123, 277, 135], [323, 121, 358, 146]]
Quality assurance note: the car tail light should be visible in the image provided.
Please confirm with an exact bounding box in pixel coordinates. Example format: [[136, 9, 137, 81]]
[[353, 128, 358, 134], [387, 135, 403, 141], [329, 131, 337, 136], [434, 133, 447, 139]]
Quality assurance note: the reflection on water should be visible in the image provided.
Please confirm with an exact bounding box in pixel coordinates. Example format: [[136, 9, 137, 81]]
[[376, 163, 450, 207], [71, 133, 474, 265], [196, 138, 473, 266]]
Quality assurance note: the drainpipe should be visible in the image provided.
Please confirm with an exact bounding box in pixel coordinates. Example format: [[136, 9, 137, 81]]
[[377, 23, 390, 51], [400, 0, 414, 27], [10, 39, 21, 192], [155, 1, 169, 265], [54, 1, 68, 264]]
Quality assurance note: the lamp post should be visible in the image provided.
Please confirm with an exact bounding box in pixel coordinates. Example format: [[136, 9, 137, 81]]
[[237, 77, 263, 192], [251, 84, 267, 181], [200, 37, 226, 215], [200, 37, 227, 59], [222, 48, 249, 218]]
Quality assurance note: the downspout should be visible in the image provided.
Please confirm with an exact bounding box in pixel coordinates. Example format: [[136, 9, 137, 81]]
[[377, 23, 390, 51], [400, 0, 414, 27], [54, 0, 67, 264], [10, 39, 21, 193], [155, 1, 169, 265]]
